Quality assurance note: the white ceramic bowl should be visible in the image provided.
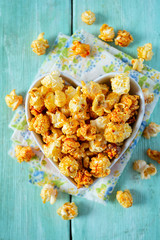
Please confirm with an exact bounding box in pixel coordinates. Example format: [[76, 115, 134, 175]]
[[25, 72, 145, 187]]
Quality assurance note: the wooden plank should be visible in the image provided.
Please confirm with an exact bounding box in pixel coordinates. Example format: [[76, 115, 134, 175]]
[[72, 0, 160, 239], [0, 0, 71, 240]]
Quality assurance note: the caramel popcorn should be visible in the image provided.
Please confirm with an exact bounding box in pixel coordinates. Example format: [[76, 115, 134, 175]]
[[72, 41, 90, 57], [147, 149, 160, 164], [131, 58, 144, 72], [111, 73, 130, 95], [89, 134, 107, 152], [31, 32, 49, 56], [115, 30, 133, 47], [74, 169, 93, 188], [98, 24, 115, 42], [142, 88, 154, 105], [5, 89, 23, 111], [90, 116, 110, 132], [44, 92, 57, 112], [29, 88, 45, 114], [15, 145, 35, 163], [55, 90, 67, 107], [133, 160, 157, 179], [104, 122, 132, 143], [137, 43, 153, 61], [47, 111, 66, 128], [40, 184, 58, 204], [81, 10, 96, 25], [105, 143, 121, 160], [42, 129, 62, 144], [62, 118, 79, 135], [59, 156, 79, 178], [43, 140, 62, 162], [92, 93, 110, 116], [81, 81, 102, 100], [41, 71, 64, 91], [62, 137, 80, 155], [30, 114, 50, 135], [116, 190, 133, 208], [109, 103, 131, 123], [77, 123, 96, 141], [143, 122, 160, 139], [90, 153, 111, 178], [57, 202, 78, 220]]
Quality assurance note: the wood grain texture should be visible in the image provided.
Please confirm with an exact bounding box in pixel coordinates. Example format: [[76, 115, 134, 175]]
[[0, 1, 71, 240], [72, 0, 160, 239]]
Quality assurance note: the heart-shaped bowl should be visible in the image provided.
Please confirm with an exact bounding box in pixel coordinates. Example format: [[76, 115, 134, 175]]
[[25, 72, 145, 188]]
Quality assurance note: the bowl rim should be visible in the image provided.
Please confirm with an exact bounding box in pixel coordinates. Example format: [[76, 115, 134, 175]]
[[25, 72, 145, 189]]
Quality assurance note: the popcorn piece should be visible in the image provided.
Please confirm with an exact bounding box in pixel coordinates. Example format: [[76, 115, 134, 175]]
[[109, 103, 131, 123], [31, 114, 50, 135], [65, 86, 76, 103], [74, 169, 93, 188], [5, 89, 23, 111], [57, 202, 78, 220], [90, 116, 110, 132], [47, 111, 66, 128], [104, 122, 132, 143], [133, 160, 147, 173], [105, 143, 121, 160], [143, 122, 160, 139], [133, 160, 157, 179], [42, 129, 62, 144], [40, 184, 58, 204], [98, 24, 115, 42], [44, 92, 57, 112], [60, 104, 71, 117], [43, 140, 62, 162], [111, 73, 130, 95], [55, 90, 67, 107], [62, 118, 79, 135], [142, 88, 154, 105], [137, 43, 153, 61], [81, 10, 96, 25], [72, 41, 90, 58], [89, 134, 107, 152], [77, 123, 96, 141], [90, 153, 111, 178], [69, 94, 89, 120], [41, 71, 64, 91], [105, 92, 120, 110], [29, 88, 45, 114], [92, 94, 108, 116], [115, 30, 133, 47], [15, 145, 35, 163], [62, 137, 80, 155], [120, 94, 139, 120], [131, 58, 144, 72], [147, 149, 160, 164], [83, 156, 90, 168], [59, 156, 79, 178], [116, 190, 133, 208], [81, 81, 102, 100], [31, 32, 49, 56]]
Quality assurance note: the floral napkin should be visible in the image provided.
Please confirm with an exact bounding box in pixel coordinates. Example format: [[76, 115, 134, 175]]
[[9, 30, 160, 204]]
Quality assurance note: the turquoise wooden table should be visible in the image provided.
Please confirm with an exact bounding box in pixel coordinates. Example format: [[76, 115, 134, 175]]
[[0, 0, 160, 239]]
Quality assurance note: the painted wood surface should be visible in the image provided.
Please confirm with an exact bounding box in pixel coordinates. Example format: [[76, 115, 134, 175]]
[[0, 0, 160, 240]]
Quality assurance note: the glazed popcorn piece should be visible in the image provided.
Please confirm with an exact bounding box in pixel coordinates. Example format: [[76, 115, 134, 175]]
[[29, 88, 45, 115], [62, 136, 80, 155], [98, 24, 115, 42], [109, 103, 131, 123], [90, 153, 111, 178], [62, 118, 79, 135], [15, 145, 35, 163], [105, 143, 121, 160], [92, 93, 110, 116], [71, 41, 90, 57], [59, 156, 79, 178], [89, 134, 107, 152], [143, 122, 160, 139], [31, 32, 49, 56], [147, 149, 160, 164], [40, 184, 58, 204], [5, 89, 23, 111], [115, 30, 133, 47], [131, 58, 144, 72], [104, 122, 132, 143], [29, 114, 50, 135], [55, 90, 67, 107], [41, 71, 64, 91], [133, 160, 157, 179], [57, 202, 78, 220], [142, 88, 154, 105], [111, 73, 130, 95], [77, 123, 96, 141], [81, 10, 96, 25], [47, 111, 66, 128], [44, 92, 57, 112], [90, 116, 110, 132], [81, 81, 103, 100], [116, 190, 133, 208], [43, 140, 62, 162], [74, 169, 93, 188], [137, 43, 153, 61]]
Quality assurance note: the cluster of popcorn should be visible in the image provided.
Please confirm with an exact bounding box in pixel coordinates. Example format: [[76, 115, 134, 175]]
[[28, 71, 139, 188]]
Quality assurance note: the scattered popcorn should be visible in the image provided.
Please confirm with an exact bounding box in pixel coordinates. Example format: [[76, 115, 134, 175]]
[[116, 190, 133, 208], [5, 89, 23, 111], [90, 153, 111, 178], [143, 122, 160, 139], [59, 156, 79, 178], [98, 24, 115, 42], [31, 32, 49, 56], [111, 73, 130, 95], [15, 145, 35, 163], [74, 169, 93, 188], [147, 149, 160, 164], [115, 30, 133, 47], [131, 58, 144, 72], [57, 202, 78, 220], [40, 184, 58, 204], [41, 71, 64, 91], [133, 160, 157, 179], [137, 43, 153, 61], [142, 88, 154, 105], [71, 41, 90, 57], [133, 160, 147, 173], [81, 10, 96, 25]]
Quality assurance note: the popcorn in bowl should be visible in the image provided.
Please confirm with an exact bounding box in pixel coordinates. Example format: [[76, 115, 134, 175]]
[[27, 71, 141, 188]]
